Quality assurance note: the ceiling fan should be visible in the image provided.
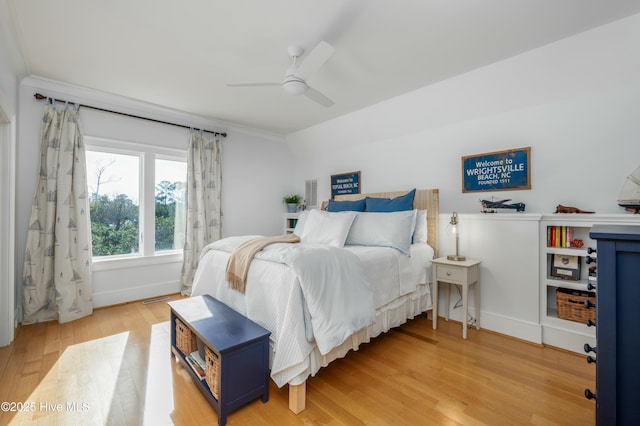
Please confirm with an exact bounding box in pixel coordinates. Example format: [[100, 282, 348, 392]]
[[227, 41, 335, 107]]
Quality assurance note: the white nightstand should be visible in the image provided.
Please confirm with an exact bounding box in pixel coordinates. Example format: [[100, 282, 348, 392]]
[[431, 257, 481, 339]]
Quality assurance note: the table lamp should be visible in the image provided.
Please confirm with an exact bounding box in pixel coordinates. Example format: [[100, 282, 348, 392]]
[[447, 212, 466, 261]]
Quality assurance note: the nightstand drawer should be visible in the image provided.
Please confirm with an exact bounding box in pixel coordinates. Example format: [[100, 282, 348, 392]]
[[436, 264, 465, 283]]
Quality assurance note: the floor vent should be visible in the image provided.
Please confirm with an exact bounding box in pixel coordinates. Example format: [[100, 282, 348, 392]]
[[141, 296, 170, 305]]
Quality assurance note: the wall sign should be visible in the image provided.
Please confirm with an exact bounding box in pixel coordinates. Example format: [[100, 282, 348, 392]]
[[331, 171, 361, 199], [462, 147, 531, 193]]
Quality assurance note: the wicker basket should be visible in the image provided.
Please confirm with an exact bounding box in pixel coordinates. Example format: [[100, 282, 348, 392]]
[[175, 318, 197, 355], [205, 346, 220, 399], [556, 287, 596, 323]]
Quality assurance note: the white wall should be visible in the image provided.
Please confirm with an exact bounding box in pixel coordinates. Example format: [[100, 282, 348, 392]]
[[222, 130, 297, 237], [287, 13, 640, 214], [436, 213, 543, 343], [16, 77, 294, 309], [286, 15, 640, 345]]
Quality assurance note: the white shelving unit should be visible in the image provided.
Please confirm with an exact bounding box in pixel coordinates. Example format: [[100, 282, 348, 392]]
[[283, 213, 300, 234], [539, 214, 640, 353]]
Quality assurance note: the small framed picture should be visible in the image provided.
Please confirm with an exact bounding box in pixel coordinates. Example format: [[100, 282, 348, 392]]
[[330, 171, 361, 199], [551, 254, 581, 280]]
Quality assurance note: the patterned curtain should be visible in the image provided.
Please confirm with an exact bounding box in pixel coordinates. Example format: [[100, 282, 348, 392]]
[[180, 131, 222, 295], [22, 103, 93, 324]]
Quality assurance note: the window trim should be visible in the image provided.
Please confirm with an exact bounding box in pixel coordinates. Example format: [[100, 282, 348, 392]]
[[91, 251, 183, 272], [84, 136, 187, 270]]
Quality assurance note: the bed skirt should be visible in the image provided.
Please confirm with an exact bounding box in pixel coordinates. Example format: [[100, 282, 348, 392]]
[[271, 282, 432, 387]]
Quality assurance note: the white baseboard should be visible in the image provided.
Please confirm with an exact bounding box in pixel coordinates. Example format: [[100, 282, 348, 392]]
[[542, 325, 596, 354], [92, 280, 181, 308], [440, 307, 542, 344], [470, 310, 543, 344]]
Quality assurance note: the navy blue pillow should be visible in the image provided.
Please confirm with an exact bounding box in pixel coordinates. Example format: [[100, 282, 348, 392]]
[[327, 198, 366, 212], [366, 188, 416, 212]]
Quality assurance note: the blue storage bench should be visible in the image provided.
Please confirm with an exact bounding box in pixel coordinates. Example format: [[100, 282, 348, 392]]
[[169, 295, 270, 425]]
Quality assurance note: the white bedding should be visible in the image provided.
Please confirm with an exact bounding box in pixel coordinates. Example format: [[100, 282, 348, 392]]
[[191, 238, 434, 387]]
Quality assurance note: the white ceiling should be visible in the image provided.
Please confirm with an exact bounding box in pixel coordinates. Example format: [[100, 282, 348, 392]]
[[6, 0, 640, 135]]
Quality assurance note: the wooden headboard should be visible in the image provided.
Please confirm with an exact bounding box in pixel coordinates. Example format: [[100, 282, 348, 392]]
[[335, 188, 439, 257]]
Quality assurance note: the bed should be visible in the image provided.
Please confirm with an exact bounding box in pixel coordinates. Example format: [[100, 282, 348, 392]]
[[190, 188, 439, 413]]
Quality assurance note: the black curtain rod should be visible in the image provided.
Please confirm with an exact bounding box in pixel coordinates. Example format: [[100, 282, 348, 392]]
[[33, 92, 227, 138]]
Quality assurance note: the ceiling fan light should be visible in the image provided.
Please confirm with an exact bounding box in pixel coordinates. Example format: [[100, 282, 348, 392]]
[[283, 80, 307, 96]]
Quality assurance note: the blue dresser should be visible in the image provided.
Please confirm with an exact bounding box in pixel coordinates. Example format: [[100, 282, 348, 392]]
[[588, 225, 640, 425], [169, 295, 270, 425]]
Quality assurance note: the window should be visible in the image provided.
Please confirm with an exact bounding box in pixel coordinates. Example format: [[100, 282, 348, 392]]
[[85, 137, 186, 261], [86, 150, 140, 256], [155, 158, 186, 252]]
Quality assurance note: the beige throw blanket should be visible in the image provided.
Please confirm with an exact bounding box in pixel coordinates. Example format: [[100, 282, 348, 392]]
[[226, 233, 300, 293]]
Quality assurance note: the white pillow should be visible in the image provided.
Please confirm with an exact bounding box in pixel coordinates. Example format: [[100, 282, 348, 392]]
[[345, 210, 417, 255], [293, 210, 310, 236], [299, 210, 356, 247], [413, 209, 428, 243]]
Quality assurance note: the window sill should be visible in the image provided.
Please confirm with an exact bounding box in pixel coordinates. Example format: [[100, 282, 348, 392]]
[[92, 251, 183, 272]]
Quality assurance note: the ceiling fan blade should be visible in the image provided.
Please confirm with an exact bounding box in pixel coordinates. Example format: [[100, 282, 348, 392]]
[[227, 82, 281, 88], [299, 41, 334, 76], [304, 86, 334, 107]]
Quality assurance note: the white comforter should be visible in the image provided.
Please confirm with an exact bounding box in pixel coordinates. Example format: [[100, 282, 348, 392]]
[[201, 236, 375, 354], [191, 237, 433, 387]]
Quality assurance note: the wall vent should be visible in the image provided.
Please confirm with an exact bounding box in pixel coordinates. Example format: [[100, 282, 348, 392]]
[[305, 179, 318, 208]]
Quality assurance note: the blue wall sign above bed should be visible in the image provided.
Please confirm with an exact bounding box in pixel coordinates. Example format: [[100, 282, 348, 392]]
[[331, 171, 361, 199], [462, 147, 531, 193]]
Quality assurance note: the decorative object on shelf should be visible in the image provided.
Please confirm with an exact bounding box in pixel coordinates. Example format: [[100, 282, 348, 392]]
[[480, 197, 525, 213], [617, 165, 640, 210], [550, 254, 581, 280], [446, 212, 466, 261], [554, 204, 595, 214], [283, 194, 301, 213], [571, 239, 584, 249], [461, 147, 531, 193], [330, 171, 360, 199]]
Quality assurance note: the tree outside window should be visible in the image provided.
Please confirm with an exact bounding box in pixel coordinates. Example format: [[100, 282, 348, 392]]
[[87, 151, 139, 256], [86, 146, 186, 258], [155, 158, 186, 252]]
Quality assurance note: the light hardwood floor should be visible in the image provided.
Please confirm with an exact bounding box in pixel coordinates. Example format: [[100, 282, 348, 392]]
[[0, 294, 595, 425]]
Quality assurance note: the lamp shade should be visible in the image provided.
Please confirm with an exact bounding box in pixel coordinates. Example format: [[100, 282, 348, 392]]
[[447, 213, 459, 235], [447, 212, 466, 261]]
